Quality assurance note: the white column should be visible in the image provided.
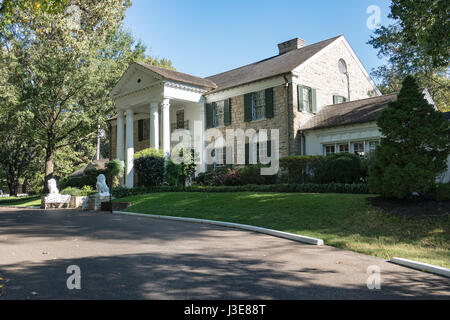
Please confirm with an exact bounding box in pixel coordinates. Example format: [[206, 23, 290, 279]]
[[116, 110, 125, 185], [161, 98, 171, 157], [126, 109, 134, 188], [150, 102, 159, 150]]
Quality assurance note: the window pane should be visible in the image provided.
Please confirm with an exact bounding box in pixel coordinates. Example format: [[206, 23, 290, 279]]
[[214, 101, 225, 127], [325, 145, 335, 155], [253, 91, 265, 121], [303, 87, 311, 112], [353, 142, 364, 157], [338, 144, 349, 153]]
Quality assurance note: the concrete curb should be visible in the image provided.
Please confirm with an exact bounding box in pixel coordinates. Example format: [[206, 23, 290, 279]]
[[0, 205, 40, 209], [390, 257, 450, 278], [113, 211, 324, 246]]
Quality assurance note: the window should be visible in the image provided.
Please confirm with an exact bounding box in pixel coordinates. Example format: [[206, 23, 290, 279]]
[[324, 145, 335, 156], [333, 95, 347, 104], [252, 91, 266, 121], [214, 100, 225, 127], [176, 110, 185, 129], [298, 85, 317, 113], [353, 142, 365, 157], [367, 141, 379, 154], [338, 144, 349, 153], [138, 119, 150, 142], [302, 87, 312, 113]]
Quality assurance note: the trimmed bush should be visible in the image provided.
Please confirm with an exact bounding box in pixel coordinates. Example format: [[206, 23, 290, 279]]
[[106, 159, 123, 188], [314, 153, 363, 184], [60, 186, 95, 197], [60, 168, 107, 190], [135, 148, 164, 159], [165, 160, 183, 186], [280, 156, 323, 183], [237, 165, 278, 185], [195, 169, 241, 186], [134, 154, 165, 187], [112, 183, 369, 199]]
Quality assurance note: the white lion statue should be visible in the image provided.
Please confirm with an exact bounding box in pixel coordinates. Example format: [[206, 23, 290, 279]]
[[96, 174, 110, 197], [47, 179, 59, 195]]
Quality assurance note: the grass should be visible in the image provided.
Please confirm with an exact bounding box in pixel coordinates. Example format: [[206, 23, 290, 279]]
[[0, 196, 42, 207], [116, 192, 450, 269]]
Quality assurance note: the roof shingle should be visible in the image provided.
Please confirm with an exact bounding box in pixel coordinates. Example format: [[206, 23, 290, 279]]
[[300, 93, 399, 131], [206, 36, 342, 93]]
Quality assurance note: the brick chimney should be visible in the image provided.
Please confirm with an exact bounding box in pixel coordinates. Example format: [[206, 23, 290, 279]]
[[278, 38, 307, 55]]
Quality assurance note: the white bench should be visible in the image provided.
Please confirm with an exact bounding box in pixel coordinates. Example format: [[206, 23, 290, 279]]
[[43, 194, 72, 209]]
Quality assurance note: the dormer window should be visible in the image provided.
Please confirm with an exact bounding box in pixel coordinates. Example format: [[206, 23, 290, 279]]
[[333, 95, 348, 104]]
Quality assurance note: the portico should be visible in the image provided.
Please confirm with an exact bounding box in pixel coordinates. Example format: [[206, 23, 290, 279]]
[[109, 62, 217, 188]]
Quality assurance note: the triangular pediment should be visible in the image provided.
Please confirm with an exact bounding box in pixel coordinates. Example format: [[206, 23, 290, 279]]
[[110, 63, 163, 98]]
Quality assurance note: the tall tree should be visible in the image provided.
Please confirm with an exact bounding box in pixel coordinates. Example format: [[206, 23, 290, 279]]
[[1, 1, 136, 192], [369, 76, 450, 199], [369, 0, 449, 111]]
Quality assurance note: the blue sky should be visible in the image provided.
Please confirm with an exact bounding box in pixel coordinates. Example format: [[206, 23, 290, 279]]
[[124, 0, 392, 81]]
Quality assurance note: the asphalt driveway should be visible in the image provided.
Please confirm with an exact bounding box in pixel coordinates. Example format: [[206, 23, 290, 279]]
[[0, 207, 448, 300]]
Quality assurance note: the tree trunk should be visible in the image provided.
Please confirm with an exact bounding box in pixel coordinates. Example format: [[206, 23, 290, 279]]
[[44, 148, 55, 194]]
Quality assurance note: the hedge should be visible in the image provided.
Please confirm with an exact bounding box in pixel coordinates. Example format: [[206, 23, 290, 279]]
[[280, 156, 323, 183], [112, 183, 369, 199]]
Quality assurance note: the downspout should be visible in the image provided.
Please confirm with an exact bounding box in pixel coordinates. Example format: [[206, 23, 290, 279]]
[[283, 75, 291, 156]]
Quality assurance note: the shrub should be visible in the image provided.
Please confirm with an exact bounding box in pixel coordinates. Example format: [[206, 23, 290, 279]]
[[106, 159, 123, 188], [135, 148, 164, 159], [369, 76, 450, 199], [165, 160, 183, 186], [280, 156, 323, 183], [60, 168, 108, 190], [195, 169, 241, 186], [434, 184, 450, 201], [237, 165, 277, 185], [134, 154, 165, 187], [60, 186, 95, 197], [314, 153, 363, 184]]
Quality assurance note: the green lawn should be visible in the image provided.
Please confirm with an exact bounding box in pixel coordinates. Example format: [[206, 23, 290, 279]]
[[116, 192, 450, 268], [0, 196, 42, 207]]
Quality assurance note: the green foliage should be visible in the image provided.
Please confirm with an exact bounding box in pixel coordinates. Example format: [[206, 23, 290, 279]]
[[60, 168, 107, 190], [60, 186, 94, 197], [368, 76, 450, 199], [434, 184, 450, 202], [112, 183, 369, 199], [134, 148, 164, 159], [164, 160, 183, 186], [314, 153, 364, 184], [134, 155, 164, 187], [106, 159, 123, 188], [195, 169, 241, 187], [237, 165, 278, 185], [368, 0, 449, 111], [280, 156, 323, 183]]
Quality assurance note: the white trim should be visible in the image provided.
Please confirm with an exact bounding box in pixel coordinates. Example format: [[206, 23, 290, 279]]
[[205, 76, 287, 103], [113, 211, 324, 246], [390, 257, 450, 278]]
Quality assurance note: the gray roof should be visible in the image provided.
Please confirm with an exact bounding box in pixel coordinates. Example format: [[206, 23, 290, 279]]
[[135, 62, 217, 89], [300, 93, 399, 131], [206, 35, 342, 93]]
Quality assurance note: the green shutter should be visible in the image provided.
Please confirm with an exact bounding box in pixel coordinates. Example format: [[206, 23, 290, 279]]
[[267, 140, 272, 158], [245, 143, 249, 165], [265, 88, 274, 118], [244, 94, 253, 122], [333, 95, 338, 105], [224, 98, 232, 126], [138, 119, 143, 141], [311, 89, 317, 113], [206, 103, 214, 129], [298, 85, 304, 111]]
